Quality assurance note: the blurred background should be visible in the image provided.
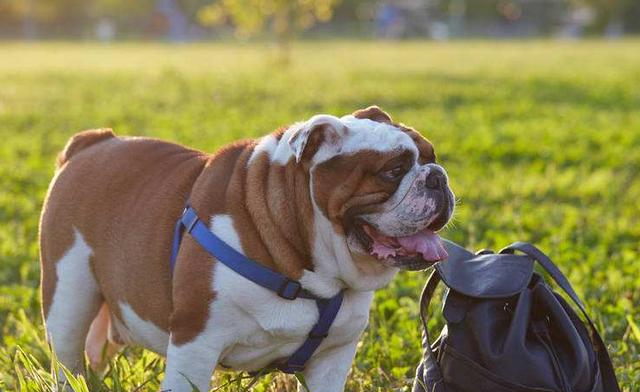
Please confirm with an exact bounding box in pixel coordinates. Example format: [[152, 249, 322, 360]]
[[1, 0, 639, 43]]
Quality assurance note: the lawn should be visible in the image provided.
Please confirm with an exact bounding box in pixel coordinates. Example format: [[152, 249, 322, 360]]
[[0, 40, 639, 391]]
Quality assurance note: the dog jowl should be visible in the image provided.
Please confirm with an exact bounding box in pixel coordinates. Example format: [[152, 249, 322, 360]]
[[39, 106, 454, 392]]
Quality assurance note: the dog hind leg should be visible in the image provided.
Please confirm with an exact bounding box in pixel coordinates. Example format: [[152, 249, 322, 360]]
[[44, 231, 103, 379]]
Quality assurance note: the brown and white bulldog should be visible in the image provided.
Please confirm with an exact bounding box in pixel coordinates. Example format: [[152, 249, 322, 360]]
[[39, 106, 454, 392]]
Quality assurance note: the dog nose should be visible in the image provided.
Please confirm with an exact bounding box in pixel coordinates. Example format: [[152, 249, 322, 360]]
[[425, 170, 445, 190]]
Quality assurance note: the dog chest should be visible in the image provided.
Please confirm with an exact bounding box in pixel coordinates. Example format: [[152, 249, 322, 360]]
[[210, 264, 373, 371]]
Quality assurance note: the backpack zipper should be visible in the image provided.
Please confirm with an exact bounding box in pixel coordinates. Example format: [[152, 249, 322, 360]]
[[533, 319, 572, 392]]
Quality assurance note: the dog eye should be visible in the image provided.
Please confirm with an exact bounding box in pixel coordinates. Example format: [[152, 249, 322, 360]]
[[379, 165, 405, 182]]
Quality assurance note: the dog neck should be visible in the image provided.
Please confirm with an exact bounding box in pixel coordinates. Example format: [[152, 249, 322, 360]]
[[188, 133, 397, 298]]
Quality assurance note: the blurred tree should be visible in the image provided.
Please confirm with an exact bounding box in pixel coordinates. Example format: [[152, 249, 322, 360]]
[[91, 0, 155, 22], [0, 0, 89, 38], [572, 0, 635, 34], [197, 0, 342, 56], [1, 0, 638, 38], [90, 0, 156, 37]]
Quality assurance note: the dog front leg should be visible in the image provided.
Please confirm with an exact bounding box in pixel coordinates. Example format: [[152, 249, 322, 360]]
[[161, 336, 222, 392], [299, 339, 359, 392]]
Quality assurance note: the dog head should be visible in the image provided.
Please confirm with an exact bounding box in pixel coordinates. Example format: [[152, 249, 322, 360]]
[[288, 106, 454, 273]]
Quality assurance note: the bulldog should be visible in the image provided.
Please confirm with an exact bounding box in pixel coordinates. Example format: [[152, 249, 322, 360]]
[[39, 106, 454, 392]]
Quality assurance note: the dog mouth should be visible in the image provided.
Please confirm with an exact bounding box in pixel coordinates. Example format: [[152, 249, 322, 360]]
[[351, 221, 448, 270]]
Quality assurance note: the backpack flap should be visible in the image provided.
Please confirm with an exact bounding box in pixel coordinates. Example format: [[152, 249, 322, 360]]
[[438, 240, 534, 299]]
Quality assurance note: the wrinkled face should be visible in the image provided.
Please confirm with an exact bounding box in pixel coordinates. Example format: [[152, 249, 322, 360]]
[[290, 106, 455, 271]]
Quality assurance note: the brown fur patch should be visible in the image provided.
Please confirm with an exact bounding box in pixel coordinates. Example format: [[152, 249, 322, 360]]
[[396, 124, 436, 164], [41, 134, 207, 333], [353, 106, 393, 124], [312, 150, 411, 229], [41, 127, 118, 317]]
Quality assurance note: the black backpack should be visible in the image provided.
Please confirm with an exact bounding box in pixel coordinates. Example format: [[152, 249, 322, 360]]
[[413, 241, 621, 392]]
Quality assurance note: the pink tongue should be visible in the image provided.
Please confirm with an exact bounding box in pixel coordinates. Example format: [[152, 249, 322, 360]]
[[396, 229, 448, 261], [369, 228, 448, 262]]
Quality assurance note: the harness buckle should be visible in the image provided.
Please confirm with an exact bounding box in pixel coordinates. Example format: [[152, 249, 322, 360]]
[[182, 209, 199, 233], [277, 279, 302, 300]]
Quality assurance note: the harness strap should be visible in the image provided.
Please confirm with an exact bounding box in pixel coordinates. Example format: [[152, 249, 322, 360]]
[[272, 293, 344, 373], [170, 205, 344, 374], [172, 206, 319, 300]]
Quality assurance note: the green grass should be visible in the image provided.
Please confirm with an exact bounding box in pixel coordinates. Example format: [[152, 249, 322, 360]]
[[0, 40, 639, 391]]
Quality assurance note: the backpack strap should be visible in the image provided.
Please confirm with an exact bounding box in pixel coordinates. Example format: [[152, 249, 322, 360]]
[[501, 242, 621, 392], [415, 269, 447, 392]]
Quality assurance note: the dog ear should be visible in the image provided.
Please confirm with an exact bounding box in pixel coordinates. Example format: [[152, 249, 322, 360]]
[[400, 125, 436, 164], [288, 114, 346, 163], [353, 105, 393, 124]]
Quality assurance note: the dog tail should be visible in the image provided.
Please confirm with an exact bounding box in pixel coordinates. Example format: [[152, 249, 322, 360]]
[[56, 128, 116, 169]]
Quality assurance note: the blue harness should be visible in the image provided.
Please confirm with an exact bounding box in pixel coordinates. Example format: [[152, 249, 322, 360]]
[[170, 205, 344, 374]]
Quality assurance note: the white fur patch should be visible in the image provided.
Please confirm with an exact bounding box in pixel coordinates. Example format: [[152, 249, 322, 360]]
[[116, 302, 168, 355], [45, 230, 100, 371], [163, 336, 220, 392], [209, 214, 243, 252], [250, 126, 300, 166], [289, 114, 418, 165], [247, 114, 419, 169], [247, 134, 279, 165], [272, 126, 298, 164], [332, 115, 417, 159]]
